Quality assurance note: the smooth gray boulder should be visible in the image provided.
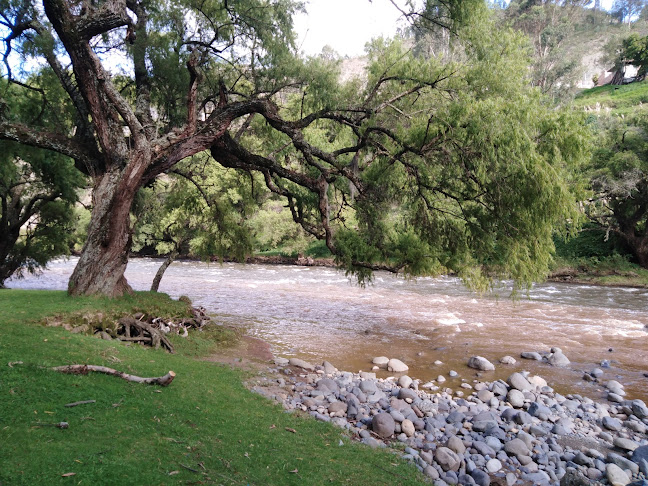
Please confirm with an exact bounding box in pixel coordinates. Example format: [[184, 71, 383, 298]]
[[387, 358, 409, 373], [467, 356, 495, 371], [606, 463, 630, 486], [507, 372, 533, 392], [372, 413, 395, 438]]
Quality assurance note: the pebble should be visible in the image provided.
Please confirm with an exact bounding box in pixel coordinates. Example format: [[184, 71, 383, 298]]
[[387, 358, 409, 373], [256, 357, 648, 486], [467, 356, 495, 371]]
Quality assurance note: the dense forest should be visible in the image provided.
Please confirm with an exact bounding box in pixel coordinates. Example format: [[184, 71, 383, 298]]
[[2, 0, 648, 293]]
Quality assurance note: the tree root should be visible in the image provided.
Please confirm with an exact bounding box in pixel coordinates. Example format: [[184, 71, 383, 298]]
[[52, 364, 176, 386], [118, 317, 174, 353]]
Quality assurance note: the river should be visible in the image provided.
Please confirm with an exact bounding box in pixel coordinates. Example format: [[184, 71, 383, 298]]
[[7, 257, 648, 402]]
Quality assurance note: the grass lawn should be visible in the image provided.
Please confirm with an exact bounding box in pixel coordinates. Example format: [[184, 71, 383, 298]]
[[0, 290, 428, 485], [573, 81, 648, 116]]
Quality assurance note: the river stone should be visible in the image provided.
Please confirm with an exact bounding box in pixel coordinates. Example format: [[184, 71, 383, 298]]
[[504, 438, 530, 457], [560, 468, 591, 486], [632, 445, 648, 463], [486, 458, 502, 473], [372, 412, 395, 438], [608, 453, 640, 475], [317, 362, 334, 375], [468, 356, 495, 371], [607, 463, 630, 486], [288, 358, 315, 371], [316, 378, 339, 394], [372, 356, 389, 368], [521, 351, 543, 361], [507, 389, 525, 408], [399, 388, 418, 401], [435, 446, 461, 472], [424, 465, 440, 480], [387, 358, 409, 373], [500, 356, 516, 365], [603, 416, 623, 431], [398, 375, 413, 388], [401, 419, 415, 437], [507, 372, 533, 392], [359, 380, 377, 394], [477, 389, 494, 402], [471, 469, 490, 486], [328, 402, 347, 415], [631, 400, 648, 419], [447, 435, 466, 454], [473, 441, 496, 457], [547, 351, 570, 367], [614, 437, 639, 452], [527, 375, 548, 388]]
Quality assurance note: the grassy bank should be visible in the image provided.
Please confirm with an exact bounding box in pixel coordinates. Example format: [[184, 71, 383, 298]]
[[0, 290, 427, 485]]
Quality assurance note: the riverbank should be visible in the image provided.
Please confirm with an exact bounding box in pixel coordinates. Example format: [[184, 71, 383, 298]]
[[0, 290, 428, 485], [251, 355, 648, 486]]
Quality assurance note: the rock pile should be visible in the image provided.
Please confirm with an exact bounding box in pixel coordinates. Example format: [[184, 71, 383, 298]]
[[252, 356, 648, 486]]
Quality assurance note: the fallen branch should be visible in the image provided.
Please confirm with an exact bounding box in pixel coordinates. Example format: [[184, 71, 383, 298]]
[[52, 365, 176, 386], [65, 400, 96, 407]]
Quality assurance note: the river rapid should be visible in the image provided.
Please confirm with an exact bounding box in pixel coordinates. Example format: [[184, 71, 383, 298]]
[[8, 257, 648, 402]]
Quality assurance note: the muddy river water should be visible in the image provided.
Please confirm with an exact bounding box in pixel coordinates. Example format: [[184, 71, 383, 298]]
[[8, 257, 648, 402]]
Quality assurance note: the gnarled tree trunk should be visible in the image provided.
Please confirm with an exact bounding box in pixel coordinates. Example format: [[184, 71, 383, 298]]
[[68, 168, 142, 296]]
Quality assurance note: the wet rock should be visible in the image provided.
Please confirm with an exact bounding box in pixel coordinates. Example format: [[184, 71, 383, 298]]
[[372, 356, 389, 368], [521, 351, 543, 361], [468, 356, 495, 371], [547, 351, 570, 367], [606, 463, 630, 486], [387, 358, 408, 373], [500, 356, 516, 365], [372, 412, 395, 438], [322, 361, 337, 374]]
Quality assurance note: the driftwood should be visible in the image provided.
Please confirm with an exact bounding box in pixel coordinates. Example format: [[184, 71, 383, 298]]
[[52, 365, 176, 386], [118, 317, 174, 353], [65, 400, 96, 407]]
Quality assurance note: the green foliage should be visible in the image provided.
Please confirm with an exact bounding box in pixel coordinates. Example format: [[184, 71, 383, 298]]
[[582, 112, 648, 265], [0, 139, 85, 286], [574, 81, 648, 114], [0, 290, 429, 485], [133, 154, 257, 263]]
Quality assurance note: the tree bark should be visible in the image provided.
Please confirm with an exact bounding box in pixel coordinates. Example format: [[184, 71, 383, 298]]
[[150, 249, 179, 292], [68, 168, 140, 296]]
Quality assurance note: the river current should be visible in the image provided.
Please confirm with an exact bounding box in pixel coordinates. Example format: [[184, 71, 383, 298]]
[[7, 257, 648, 401]]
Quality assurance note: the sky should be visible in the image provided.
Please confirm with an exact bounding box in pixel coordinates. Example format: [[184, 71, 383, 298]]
[[293, 0, 616, 58], [293, 0, 413, 57]]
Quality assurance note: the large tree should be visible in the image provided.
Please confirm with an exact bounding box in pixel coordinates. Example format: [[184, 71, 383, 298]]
[[587, 114, 648, 267], [1, 0, 589, 296]]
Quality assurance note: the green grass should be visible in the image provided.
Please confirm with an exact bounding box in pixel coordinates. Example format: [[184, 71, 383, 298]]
[[550, 254, 648, 287], [573, 81, 648, 115], [0, 290, 427, 485]]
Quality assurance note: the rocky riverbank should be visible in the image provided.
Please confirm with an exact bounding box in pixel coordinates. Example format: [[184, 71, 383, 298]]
[[249, 353, 648, 486]]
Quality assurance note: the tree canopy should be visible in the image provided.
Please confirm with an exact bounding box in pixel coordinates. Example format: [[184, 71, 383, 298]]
[[0, 0, 590, 296]]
